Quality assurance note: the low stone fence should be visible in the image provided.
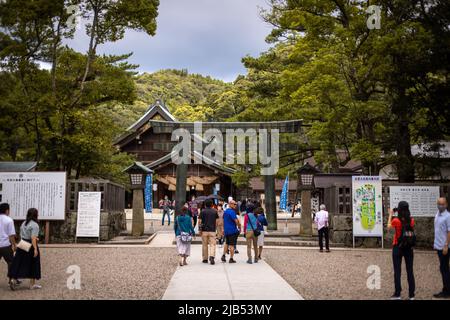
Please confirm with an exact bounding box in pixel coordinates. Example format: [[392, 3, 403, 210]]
[[49, 211, 126, 243], [13, 211, 126, 243], [330, 214, 435, 249]]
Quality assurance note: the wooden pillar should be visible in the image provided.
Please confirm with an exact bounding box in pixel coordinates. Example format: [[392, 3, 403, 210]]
[[300, 189, 312, 236], [44, 221, 50, 244], [132, 189, 144, 236], [264, 174, 277, 230], [175, 163, 187, 215]]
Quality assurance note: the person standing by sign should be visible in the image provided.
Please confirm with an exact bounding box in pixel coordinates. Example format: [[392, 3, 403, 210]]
[[0, 203, 18, 287], [315, 205, 330, 253], [433, 198, 450, 299], [9, 208, 42, 290], [387, 201, 416, 300]]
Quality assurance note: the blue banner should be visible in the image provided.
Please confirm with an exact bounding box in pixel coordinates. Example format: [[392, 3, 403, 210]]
[[144, 174, 152, 213], [279, 174, 289, 212]]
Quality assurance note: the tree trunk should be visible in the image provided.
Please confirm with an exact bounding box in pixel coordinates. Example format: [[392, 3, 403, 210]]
[[392, 89, 415, 183], [396, 115, 415, 182]]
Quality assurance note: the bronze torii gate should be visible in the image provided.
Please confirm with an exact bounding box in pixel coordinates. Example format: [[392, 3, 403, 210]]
[[149, 119, 304, 230]]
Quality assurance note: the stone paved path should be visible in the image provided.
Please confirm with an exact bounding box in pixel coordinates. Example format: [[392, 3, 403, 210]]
[[162, 243, 303, 300]]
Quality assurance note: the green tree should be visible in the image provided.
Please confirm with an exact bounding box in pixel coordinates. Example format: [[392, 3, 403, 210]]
[[0, 0, 160, 182], [236, 0, 449, 181]]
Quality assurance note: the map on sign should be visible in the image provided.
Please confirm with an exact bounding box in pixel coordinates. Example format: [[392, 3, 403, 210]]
[[0, 172, 66, 220], [390, 186, 440, 217], [352, 176, 383, 237]]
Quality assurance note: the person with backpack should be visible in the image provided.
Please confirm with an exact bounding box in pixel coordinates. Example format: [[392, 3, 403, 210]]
[[387, 201, 416, 300], [174, 206, 196, 267]]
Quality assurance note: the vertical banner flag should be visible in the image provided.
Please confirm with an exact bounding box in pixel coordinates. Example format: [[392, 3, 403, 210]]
[[279, 174, 289, 212], [144, 174, 152, 214], [213, 185, 218, 205]]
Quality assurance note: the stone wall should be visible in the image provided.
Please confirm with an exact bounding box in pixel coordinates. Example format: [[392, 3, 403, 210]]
[[15, 211, 126, 243], [330, 214, 435, 249]]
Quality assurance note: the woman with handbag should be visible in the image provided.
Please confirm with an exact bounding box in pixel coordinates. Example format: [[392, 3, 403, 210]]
[[243, 204, 259, 264], [174, 206, 196, 267], [9, 208, 42, 290]]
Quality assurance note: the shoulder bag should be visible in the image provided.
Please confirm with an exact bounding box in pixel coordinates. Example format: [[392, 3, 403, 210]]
[[177, 216, 193, 243], [17, 240, 32, 252], [247, 214, 261, 237]]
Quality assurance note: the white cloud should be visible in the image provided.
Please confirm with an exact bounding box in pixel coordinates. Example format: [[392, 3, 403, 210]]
[[65, 0, 272, 82]]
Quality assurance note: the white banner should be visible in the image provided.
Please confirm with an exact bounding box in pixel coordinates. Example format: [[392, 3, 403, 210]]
[[0, 172, 66, 220], [352, 176, 383, 237], [76, 192, 101, 238], [390, 186, 440, 217]]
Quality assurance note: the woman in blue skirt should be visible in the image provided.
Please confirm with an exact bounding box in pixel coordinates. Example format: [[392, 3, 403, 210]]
[[9, 208, 41, 290]]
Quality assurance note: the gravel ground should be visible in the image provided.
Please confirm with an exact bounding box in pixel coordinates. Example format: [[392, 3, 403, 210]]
[[0, 247, 177, 300], [264, 248, 445, 300]]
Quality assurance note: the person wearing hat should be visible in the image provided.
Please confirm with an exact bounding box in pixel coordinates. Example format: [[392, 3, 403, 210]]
[[387, 201, 416, 300]]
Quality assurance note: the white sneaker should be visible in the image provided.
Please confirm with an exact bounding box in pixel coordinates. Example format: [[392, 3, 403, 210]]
[[30, 284, 42, 290]]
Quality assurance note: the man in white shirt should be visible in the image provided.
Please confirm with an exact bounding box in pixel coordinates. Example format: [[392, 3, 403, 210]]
[[0, 203, 17, 284], [314, 204, 330, 252]]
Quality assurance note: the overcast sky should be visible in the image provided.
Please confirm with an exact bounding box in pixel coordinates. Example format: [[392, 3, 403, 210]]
[[66, 0, 272, 82]]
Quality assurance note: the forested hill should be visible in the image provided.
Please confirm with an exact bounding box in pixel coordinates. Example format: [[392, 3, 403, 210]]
[[105, 69, 232, 129]]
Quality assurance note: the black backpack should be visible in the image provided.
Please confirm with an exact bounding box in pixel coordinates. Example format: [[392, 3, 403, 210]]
[[398, 222, 416, 249]]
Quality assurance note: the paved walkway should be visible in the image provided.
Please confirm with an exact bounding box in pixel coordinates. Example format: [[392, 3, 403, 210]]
[[162, 243, 303, 300], [148, 231, 176, 248]]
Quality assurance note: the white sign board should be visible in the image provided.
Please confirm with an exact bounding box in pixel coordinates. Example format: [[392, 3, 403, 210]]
[[0, 172, 66, 220], [390, 186, 440, 217], [352, 176, 383, 237], [76, 192, 101, 238]]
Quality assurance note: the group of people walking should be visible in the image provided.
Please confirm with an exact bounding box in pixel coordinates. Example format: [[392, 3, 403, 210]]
[[173, 194, 450, 300], [174, 197, 268, 266], [0, 203, 42, 291]]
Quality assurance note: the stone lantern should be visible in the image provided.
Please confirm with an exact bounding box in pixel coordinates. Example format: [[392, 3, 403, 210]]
[[124, 162, 153, 236], [297, 163, 319, 236]]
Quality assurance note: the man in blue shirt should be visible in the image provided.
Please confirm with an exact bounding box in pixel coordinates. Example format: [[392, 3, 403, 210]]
[[434, 198, 450, 299], [221, 200, 241, 263]]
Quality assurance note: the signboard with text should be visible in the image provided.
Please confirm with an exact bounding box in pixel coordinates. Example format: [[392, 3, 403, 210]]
[[389, 186, 440, 217], [76, 192, 101, 238], [352, 176, 383, 237], [0, 172, 66, 220]]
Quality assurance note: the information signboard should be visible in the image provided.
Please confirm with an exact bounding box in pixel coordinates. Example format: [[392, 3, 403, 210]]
[[76, 192, 101, 238], [0, 172, 66, 220]]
